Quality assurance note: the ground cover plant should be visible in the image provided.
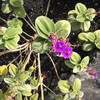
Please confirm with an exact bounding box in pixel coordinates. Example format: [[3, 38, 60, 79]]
[[0, 0, 100, 100]]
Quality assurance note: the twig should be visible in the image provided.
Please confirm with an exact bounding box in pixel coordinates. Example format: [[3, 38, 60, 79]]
[[45, 0, 51, 16], [0, 42, 29, 56], [43, 83, 56, 96], [46, 53, 61, 80], [24, 18, 36, 32], [23, 31, 34, 39], [19, 34, 29, 42], [7, 48, 27, 67], [33, 56, 37, 80], [20, 50, 33, 72], [38, 53, 44, 100], [26, 13, 35, 29], [0, 17, 7, 23]]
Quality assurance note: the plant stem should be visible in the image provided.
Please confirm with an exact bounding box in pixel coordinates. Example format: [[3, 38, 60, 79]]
[[45, 0, 51, 16], [38, 53, 44, 100], [24, 18, 36, 32], [43, 83, 56, 96], [0, 17, 7, 23], [20, 50, 33, 72], [46, 53, 61, 80]]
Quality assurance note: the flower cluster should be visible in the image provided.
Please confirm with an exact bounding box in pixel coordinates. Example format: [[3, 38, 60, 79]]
[[49, 33, 72, 59]]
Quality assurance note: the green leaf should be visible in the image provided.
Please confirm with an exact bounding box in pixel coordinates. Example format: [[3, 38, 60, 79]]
[[86, 8, 96, 21], [81, 21, 91, 31], [70, 91, 76, 99], [7, 19, 23, 33], [32, 37, 51, 54], [0, 90, 5, 100], [3, 27, 19, 40], [73, 65, 81, 73], [16, 71, 29, 82], [0, 37, 3, 45], [35, 16, 55, 39], [76, 14, 85, 22], [4, 35, 20, 50], [77, 91, 84, 97], [94, 30, 100, 39], [75, 3, 87, 13], [88, 32, 96, 42], [63, 94, 69, 100], [30, 79, 40, 89], [4, 78, 15, 85], [70, 52, 81, 65], [9, 64, 18, 77], [1, 3, 12, 14], [13, 6, 26, 18], [55, 20, 71, 37], [78, 32, 88, 41], [55, 95, 63, 100], [10, 0, 24, 7], [95, 39, 100, 49], [81, 56, 89, 66], [73, 78, 81, 91], [65, 60, 75, 69], [82, 42, 94, 51], [15, 92, 22, 100], [17, 84, 32, 96], [0, 65, 8, 76], [30, 93, 38, 100], [68, 10, 77, 16], [58, 80, 71, 93]]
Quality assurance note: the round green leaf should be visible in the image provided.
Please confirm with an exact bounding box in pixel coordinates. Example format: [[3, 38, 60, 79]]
[[16, 71, 29, 82], [32, 37, 51, 54], [10, 0, 24, 7], [88, 32, 96, 42], [1, 3, 12, 14], [4, 35, 20, 50], [94, 30, 100, 39], [30, 93, 38, 100], [73, 78, 81, 91], [70, 91, 76, 99], [78, 32, 88, 41], [70, 52, 81, 64], [55, 20, 71, 37], [95, 39, 100, 49], [13, 6, 26, 18], [9, 64, 18, 77], [4, 78, 15, 85], [82, 42, 94, 51], [81, 56, 89, 66], [65, 60, 75, 69], [76, 14, 86, 22], [3, 27, 19, 40], [58, 80, 71, 94], [73, 65, 81, 73], [77, 91, 84, 97], [75, 3, 87, 13], [86, 8, 96, 21], [35, 16, 55, 39], [81, 21, 91, 31]]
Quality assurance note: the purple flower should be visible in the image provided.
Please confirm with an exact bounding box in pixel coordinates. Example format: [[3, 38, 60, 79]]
[[93, 71, 98, 78], [54, 41, 66, 52], [61, 47, 72, 59]]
